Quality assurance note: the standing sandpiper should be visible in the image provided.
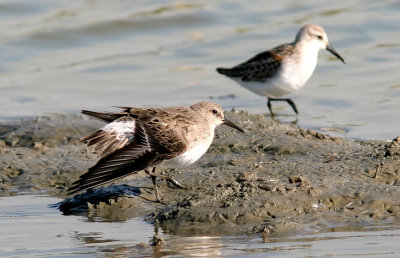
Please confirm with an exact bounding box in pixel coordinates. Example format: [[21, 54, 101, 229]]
[[68, 101, 244, 202], [217, 24, 346, 116]]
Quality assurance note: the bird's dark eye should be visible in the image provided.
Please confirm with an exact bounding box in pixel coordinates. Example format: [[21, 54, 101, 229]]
[[317, 35, 323, 40], [212, 109, 218, 114]]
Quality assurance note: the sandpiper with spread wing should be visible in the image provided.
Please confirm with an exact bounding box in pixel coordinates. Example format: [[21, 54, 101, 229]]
[[68, 101, 244, 202]]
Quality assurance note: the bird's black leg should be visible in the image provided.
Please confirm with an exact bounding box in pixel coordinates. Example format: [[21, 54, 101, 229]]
[[285, 98, 299, 114], [267, 97, 299, 115], [267, 97, 275, 116], [151, 175, 159, 202], [145, 167, 160, 202]]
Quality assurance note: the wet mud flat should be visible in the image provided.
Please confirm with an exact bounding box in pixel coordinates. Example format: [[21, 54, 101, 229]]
[[1, 111, 400, 237]]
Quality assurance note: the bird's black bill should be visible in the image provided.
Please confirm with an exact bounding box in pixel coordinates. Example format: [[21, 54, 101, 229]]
[[223, 119, 245, 133], [326, 45, 346, 63]]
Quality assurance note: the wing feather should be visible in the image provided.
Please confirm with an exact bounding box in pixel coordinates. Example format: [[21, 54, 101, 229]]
[[81, 115, 137, 158], [217, 43, 294, 82], [81, 110, 128, 123], [69, 107, 192, 195], [68, 142, 157, 195]]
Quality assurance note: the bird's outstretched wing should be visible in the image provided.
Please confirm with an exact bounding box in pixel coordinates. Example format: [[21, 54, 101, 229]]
[[68, 144, 158, 195], [80, 114, 137, 159], [217, 43, 294, 82], [69, 109, 190, 195]]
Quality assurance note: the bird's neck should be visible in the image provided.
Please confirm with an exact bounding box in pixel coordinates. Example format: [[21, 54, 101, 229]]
[[295, 40, 320, 58], [295, 40, 320, 71]]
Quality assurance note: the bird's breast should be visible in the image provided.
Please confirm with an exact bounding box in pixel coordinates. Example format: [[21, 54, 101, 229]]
[[166, 141, 211, 166], [166, 126, 214, 167], [279, 50, 318, 91]]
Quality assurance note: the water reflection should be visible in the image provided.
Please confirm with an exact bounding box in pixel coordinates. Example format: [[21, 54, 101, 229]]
[[156, 236, 223, 257], [2, 195, 400, 257]]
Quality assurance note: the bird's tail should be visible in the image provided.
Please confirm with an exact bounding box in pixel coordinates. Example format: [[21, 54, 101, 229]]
[[216, 67, 242, 77], [81, 110, 126, 123]]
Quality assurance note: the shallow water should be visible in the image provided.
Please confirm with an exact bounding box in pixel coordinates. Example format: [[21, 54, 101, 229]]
[[1, 195, 400, 257], [0, 0, 399, 140]]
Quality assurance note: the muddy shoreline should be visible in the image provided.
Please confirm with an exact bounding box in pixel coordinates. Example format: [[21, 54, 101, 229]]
[[1, 111, 400, 236]]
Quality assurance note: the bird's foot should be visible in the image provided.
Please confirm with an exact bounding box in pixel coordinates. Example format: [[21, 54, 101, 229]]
[[166, 177, 187, 190]]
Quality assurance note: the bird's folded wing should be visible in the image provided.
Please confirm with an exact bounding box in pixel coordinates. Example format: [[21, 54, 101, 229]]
[[137, 112, 190, 158], [122, 107, 191, 156], [217, 44, 294, 82]]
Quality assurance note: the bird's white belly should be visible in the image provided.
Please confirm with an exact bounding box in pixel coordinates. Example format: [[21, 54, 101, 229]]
[[235, 77, 296, 98], [234, 53, 318, 98], [166, 141, 211, 167]]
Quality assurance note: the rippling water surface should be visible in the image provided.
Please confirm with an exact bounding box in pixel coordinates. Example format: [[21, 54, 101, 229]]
[[1, 0, 399, 139]]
